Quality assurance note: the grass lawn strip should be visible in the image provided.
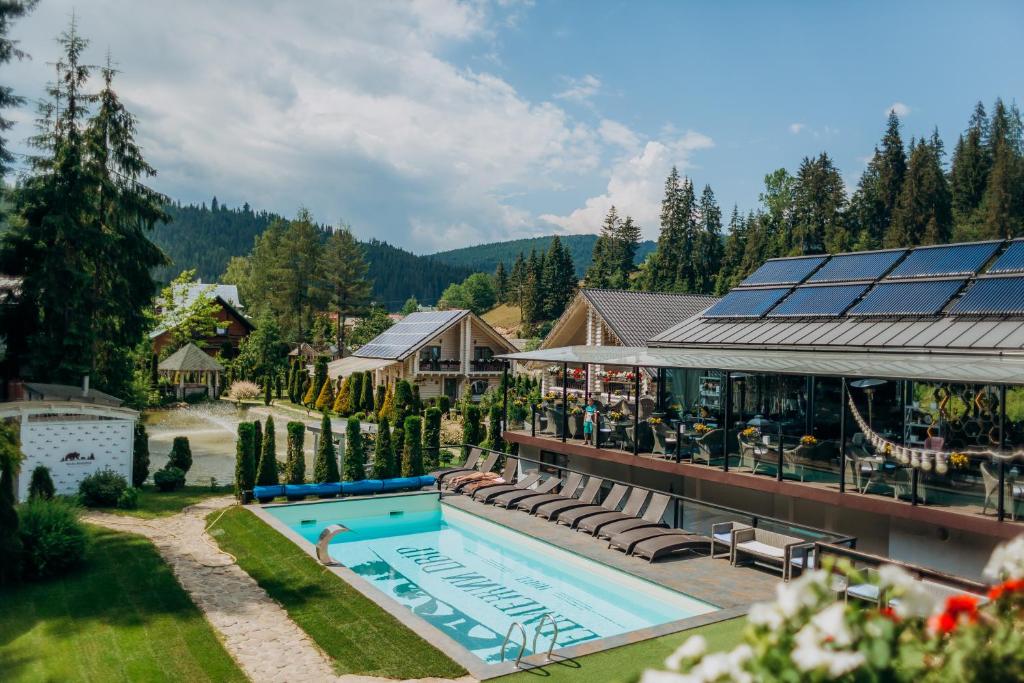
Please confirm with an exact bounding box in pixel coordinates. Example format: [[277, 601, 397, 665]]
[[0, 525, 246, 683], [98, 485, 232, 519], [210, 506, 467, 680]]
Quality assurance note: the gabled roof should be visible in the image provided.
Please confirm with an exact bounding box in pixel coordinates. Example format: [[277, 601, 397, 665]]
[[158, 343, 225, 372], [149, 294, 254, 340], [354, 309, 517, 361], [178, 283, 242, 309], [23, 382, 123, 407]]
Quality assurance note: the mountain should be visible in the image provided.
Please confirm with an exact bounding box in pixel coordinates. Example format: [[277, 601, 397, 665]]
[[149, 200, 472, 310], [430, 234, 657, 278]]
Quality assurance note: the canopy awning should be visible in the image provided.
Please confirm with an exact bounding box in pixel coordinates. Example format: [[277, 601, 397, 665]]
[[327, 355, 394, 380], [496, 345, 1024, 386]]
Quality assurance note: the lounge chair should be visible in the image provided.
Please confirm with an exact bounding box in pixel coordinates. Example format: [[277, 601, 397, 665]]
[[576, 488, 650, 536], [628, 531, 712, 562], [441, 452, 499, 490], [432, 448, 489, 485], [607, 526, 689, 554], [555, 483, 629, 528], [595, 493, 672, 540], [731, 527, 806, 581], [533, 477, 605, 519], [459, 458, 518, 495], [473, 472, 542, 503], [514, 472, 583, 513], [710, 521, 751, 559], [490, 476, 562, 508]]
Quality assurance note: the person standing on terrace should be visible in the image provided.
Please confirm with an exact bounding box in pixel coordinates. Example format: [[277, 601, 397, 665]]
[[584, 397, 596, 445]]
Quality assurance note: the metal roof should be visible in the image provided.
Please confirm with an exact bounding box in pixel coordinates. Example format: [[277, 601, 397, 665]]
[[22, 382, 123, 407], [326, 355, 394, 380], [580, 289, 718, 346], [496, 345, 1024, 385], [158, 343, 225, 372], [354, 310, 467, 360]]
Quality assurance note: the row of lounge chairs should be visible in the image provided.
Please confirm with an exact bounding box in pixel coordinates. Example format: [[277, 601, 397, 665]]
[[429, 449, 711, 562]]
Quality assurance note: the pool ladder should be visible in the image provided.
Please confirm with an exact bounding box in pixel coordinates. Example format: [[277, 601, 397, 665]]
[[500, 614, 559, 668]]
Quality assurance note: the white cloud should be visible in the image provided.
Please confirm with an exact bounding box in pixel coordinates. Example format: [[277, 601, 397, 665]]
[[887, 102, 911, 117], [789, 122, 806, 134], [555, 74, 602, 104], [540, 131, 713, 237], [598, 119, 641, 150]]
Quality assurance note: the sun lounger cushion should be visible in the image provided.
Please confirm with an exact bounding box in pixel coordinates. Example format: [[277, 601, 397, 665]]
[[735, 540, 786, 559], [846, 583, 880, 602], [630, 533, 711, 562]]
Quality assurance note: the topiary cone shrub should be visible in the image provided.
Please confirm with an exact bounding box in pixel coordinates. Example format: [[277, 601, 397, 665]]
[[167, 436, 193, 474], [28, 465, 55, 501], [313, 412, 340, 490], [372, 417, 395, 479], [423, 407, 442, 471], [235, 422, 256, 501], [402, 416, 423, 477], [256, 415, 279, 486], [132, 423, 150, 487], [461, 405, 482, 461], [344, 416, 366, 481], [285, 421, 306, 487]]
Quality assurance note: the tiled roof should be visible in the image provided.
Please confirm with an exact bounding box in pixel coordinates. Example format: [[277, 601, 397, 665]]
[[580, 289, 719, 346]]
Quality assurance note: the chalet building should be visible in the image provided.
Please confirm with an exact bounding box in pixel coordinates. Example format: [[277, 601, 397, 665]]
[[499, 240, 1024, 581], [150, 283, 254, 358], [328, 310, 518, 402]]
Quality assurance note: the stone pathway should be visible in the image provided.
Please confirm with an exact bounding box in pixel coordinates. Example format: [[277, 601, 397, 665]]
[[84, 498, 473, 683]]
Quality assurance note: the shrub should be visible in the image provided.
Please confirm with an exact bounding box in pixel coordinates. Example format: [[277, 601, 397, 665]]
[[344, 416, 366, 481], [17, 497, 87, 580], [28, 465, 55, 501], [252, 419, 263, 472], [440, 415, 463, 446], [394, 380, 414, 423], [423, 407, 442, 470], [353, 411, 366, 421], [117, 486, 139, 510], [461, 405, 482, 459], [235, 422, 256, 499], [154, 466, 186, 492], [285, 421, 306, 484], [132, 423, 150, 487], [333, 376, 351, 415], [374, 384, 386, 414], [361, 371, 374, 412], [301, 375, 316, 406], [256, 415, 279, 486], [264, 377, 272, 405], [313, 412, 340, 484], [381, 383, 395, 421], [315, 377, 334, 411], [438, 395, 451, 416], [487, 404, 505, 453], [411, 384, 422, 414], [372, 417, 395, 479], [227, 380, 261, 400], [349, 373, 364, 416], [402, 416, 423, 477], [0, 423, 24, 585], [167, 436, 193, 474], [78, 469, 128, 507]]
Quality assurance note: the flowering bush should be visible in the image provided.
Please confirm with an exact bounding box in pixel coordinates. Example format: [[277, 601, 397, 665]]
[[571, 367, 584, 380], [950, 451, 969, 469], [800, 434, 818, 446], [642, 536, 1024, 683], [227, 380, 261, 400]]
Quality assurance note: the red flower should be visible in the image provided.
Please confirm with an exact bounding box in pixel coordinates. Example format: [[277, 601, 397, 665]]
[[878, 606, 900, 622], [988, 578, 1024, 601], [928, 611, 957, 634], [928, 594, 980, 635]]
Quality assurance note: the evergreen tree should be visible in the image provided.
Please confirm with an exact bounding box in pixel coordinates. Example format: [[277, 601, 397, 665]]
[[0, 422, 23, 584], [393, 380, 414, 424], [494, 261, 509, 303], [372, 417, 395, 479], [381, 383, 395, 420], [402, 416, 423, 477], [320, 226, 371, 356], [411, 384, 422, 415], [643, 167, 693, 291], [510, 252, 527, 311], [315, 377, 334, 411], [132, 423, 150, 487], [234, 422, 256, 499], [0, 0, 37, 187], [28, 465, 55, 501], [285, 421, 305, 484], [374, 384, 386, 415], [271, 210, 326, 342], [876, 110, 908, 237], [344, 416, 366, 481], [423, 407, 442, 470], [615, 215, 641, 286], [256, 415, 279, 486], [264, 377, 272, 406], [332, 376, 350, 414], [486, 405, 505, 454], [715, 206, 748, 294], [361, 371, 374, 412], [791, 153, 846, 254], [889, 133, 953, 246], [168, 436, 193, 474], [461, 405, 482, 459], [313, 412, 340, 483], [302, 374, 316, 406], [584, 206, 620, 288], [980, 99, 1024, 238], [400, 296, 419, 315], [349, 372, 364, 414], [521, 249, 542, 326], [950, 101, 991, 238], [251, 421, 262, 476], [693, 185, 723, 293]]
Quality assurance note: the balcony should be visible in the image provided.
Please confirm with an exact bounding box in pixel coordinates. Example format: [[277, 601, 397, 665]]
[[418, 358, 462, 373], [469, 359, 504, 373]]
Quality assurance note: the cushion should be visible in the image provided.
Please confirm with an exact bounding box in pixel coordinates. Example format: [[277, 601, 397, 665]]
[[847, 583, 880, 602], [736, 540, 785, 559], [790, 551, 815, 568], [713, 532, 733, 544]]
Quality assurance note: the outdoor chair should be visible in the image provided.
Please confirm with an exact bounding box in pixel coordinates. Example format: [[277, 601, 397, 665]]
[[693, 429, 724, 466], [514, 471, 583, 513], [533, 476, 605, 519], [624, 422, 654, 453], [738, 434, 769, 474], [845, 567, 884, 606], [596, 492, 672, 539], [473, 472, 542, 503], [613, 528, 711, 561], [442, 452, 499, 491], [556, 483, 629, 528], [731, 527, 807, 581], [981, 462, 1023, 520], [892, 467, 927, 504], [460, 458, 519, 495], [490, 475, 562, 508], [651, 423, 677, 456], [845, 433, 880, 494], [639, 396, 657, 419], [430, 448, 486, 484], [710, 521, 751, 559], [576, 487, 649, 536]]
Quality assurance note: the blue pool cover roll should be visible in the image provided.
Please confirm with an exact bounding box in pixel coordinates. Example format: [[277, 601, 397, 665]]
[[379, 475, 435, 492], [253, 484, 285, 499], [341, 480, 384, 495], [284, 483, 342, 497], [261, 476, 437, 502]]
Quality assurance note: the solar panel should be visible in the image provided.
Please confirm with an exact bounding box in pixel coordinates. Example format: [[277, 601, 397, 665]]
[[807, 250, 906, 283], [848, 279, 964, 316], [948, 277, 1024, 316], [704, 288, 790, 318], [354, 310, 464, 359], [987, 241, 1024, 275], [886, 242, 1000, 279], [768, 284, 868, 317], [740, 256, 826, 286]]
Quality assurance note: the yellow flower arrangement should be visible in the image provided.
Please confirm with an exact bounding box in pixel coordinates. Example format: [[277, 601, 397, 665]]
[[567, 393, 579, 402], [800, 435, 818, 446], [693, 423, 711, 435], [741, 426, 760, 439], [950, 451, 969, 470], [609, 411, 625, 421], [649, 416, 663, 425], [883, 443, 893, 456]]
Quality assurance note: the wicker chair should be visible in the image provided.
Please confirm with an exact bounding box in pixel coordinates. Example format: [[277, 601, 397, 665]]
[[730, 527, 807, 581], [892, 467, 926, 504], [651, 423, 677, 456], [981, 462, 1022, 520], [738, 434, 769, 474], [693, 428, 723, 465]]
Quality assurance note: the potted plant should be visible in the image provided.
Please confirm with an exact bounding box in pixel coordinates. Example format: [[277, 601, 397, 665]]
[[568, 405, 584, 438]]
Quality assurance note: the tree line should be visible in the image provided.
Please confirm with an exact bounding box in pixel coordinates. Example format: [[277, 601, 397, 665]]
[[488, 235, 578, 333]]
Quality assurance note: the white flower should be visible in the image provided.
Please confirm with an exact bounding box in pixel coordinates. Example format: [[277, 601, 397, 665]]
[[640, 670, 697, 683], [984, 536, 1024, 581], [690, 652, 733, 681], [877, 564, 937, 618], [793, 624, 866, 677], [748, 602, 784, 630], [810, 603, 853, 647], [665, 635, 707, 670]]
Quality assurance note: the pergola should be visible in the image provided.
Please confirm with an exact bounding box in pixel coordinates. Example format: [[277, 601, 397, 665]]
[[158, 343, 224, 399]]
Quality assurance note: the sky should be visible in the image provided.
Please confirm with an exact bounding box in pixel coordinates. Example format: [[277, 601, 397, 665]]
[[5, 1, 1024, 253]]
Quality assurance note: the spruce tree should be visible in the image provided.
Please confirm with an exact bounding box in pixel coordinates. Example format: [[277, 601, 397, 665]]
[[615, 215, 641, 286], [251, 421, 262, 476], [510, 252, 527, 312], [521, 249, 542, 326], [361, 371, 374, 412], [0, 0, 36, 185], [715, 206, 748, 294], [313, 412, 340, 483], [234, 422, 256, 499], [349, 372, 364, 414], [584, 206, 620, 288], [486, 404, 505, 454], [494, 261, 509, 303], [402, 416, 423, 477], [132, 423, 150, 487], [462, 405, 482, 460], [950, 101, 991, 236], [979, 99, 1024, 239], [0, 422, 23, 585], [315, 377, 334, 411], [643, 167, 688, 291], [791, 153, 847, 254], [372, 417, 395, 479], [320, 226, 371, 357], [889, 133, 953, 246], [285, 422, 305, 484], [344, 416, 366, 481], [270, 211, 326, 342], [693, 185, 723, 294], [423, 407, 442, 470], [256, 415, 279, 486]]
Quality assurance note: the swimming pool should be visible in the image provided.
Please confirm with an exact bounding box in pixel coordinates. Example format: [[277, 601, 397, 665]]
[[263, 492, 718, 664]]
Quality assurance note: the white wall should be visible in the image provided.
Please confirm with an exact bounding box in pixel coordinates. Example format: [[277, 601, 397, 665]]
[[17, 417, 135, 502]]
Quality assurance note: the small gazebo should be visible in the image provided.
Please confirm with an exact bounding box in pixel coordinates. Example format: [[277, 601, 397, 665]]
[[158, 343, 224, 400]]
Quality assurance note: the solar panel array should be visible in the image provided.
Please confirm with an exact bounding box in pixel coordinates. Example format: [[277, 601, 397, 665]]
[[706, 239, 1024, 320], [354, 310, 464, 359]]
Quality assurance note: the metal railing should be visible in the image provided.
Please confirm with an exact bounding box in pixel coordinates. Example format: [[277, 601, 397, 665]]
[[812, 541, 989, 595]]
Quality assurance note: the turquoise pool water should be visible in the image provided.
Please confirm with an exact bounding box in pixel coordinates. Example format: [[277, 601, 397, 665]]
[[265, 493, 717, 663]]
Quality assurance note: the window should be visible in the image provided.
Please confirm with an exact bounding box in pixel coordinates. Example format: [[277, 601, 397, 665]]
[[419, 346, 441, 362], [470, 380, 489, 396], [474, 346, 493, 361]]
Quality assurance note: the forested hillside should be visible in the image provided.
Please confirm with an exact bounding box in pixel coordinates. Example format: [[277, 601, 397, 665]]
[[150, 201, 472, 309], [431, 234, 655, 278]]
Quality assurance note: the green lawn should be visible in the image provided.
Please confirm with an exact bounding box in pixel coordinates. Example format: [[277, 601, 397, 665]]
[[0, 525, 245, 683], [497, 617, 747, 683], [210, 506, 467, 679], [102, 485, 232, 519]]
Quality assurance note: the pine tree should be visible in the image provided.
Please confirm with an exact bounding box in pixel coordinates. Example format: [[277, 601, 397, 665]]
[[132, 423, 150, 487], [344, 416, 365, 481], [234, 422, 256, 499], [402, 416, 423, 477], [494, 261, 509, 303], [256, 415, 279, 486], [372, 416, 395, 479], [462, 405, 482, 459], [791, 153, 847, 254], [423, 407, 442, 470], [285, 422, 305, 484], [361, 371, 374, 412], [313, 412, 340, 483], [693, 185, 723, 294], [320, 226, 371, 357], [349, 372, 364, 414], [889, 133, 953, 246]]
